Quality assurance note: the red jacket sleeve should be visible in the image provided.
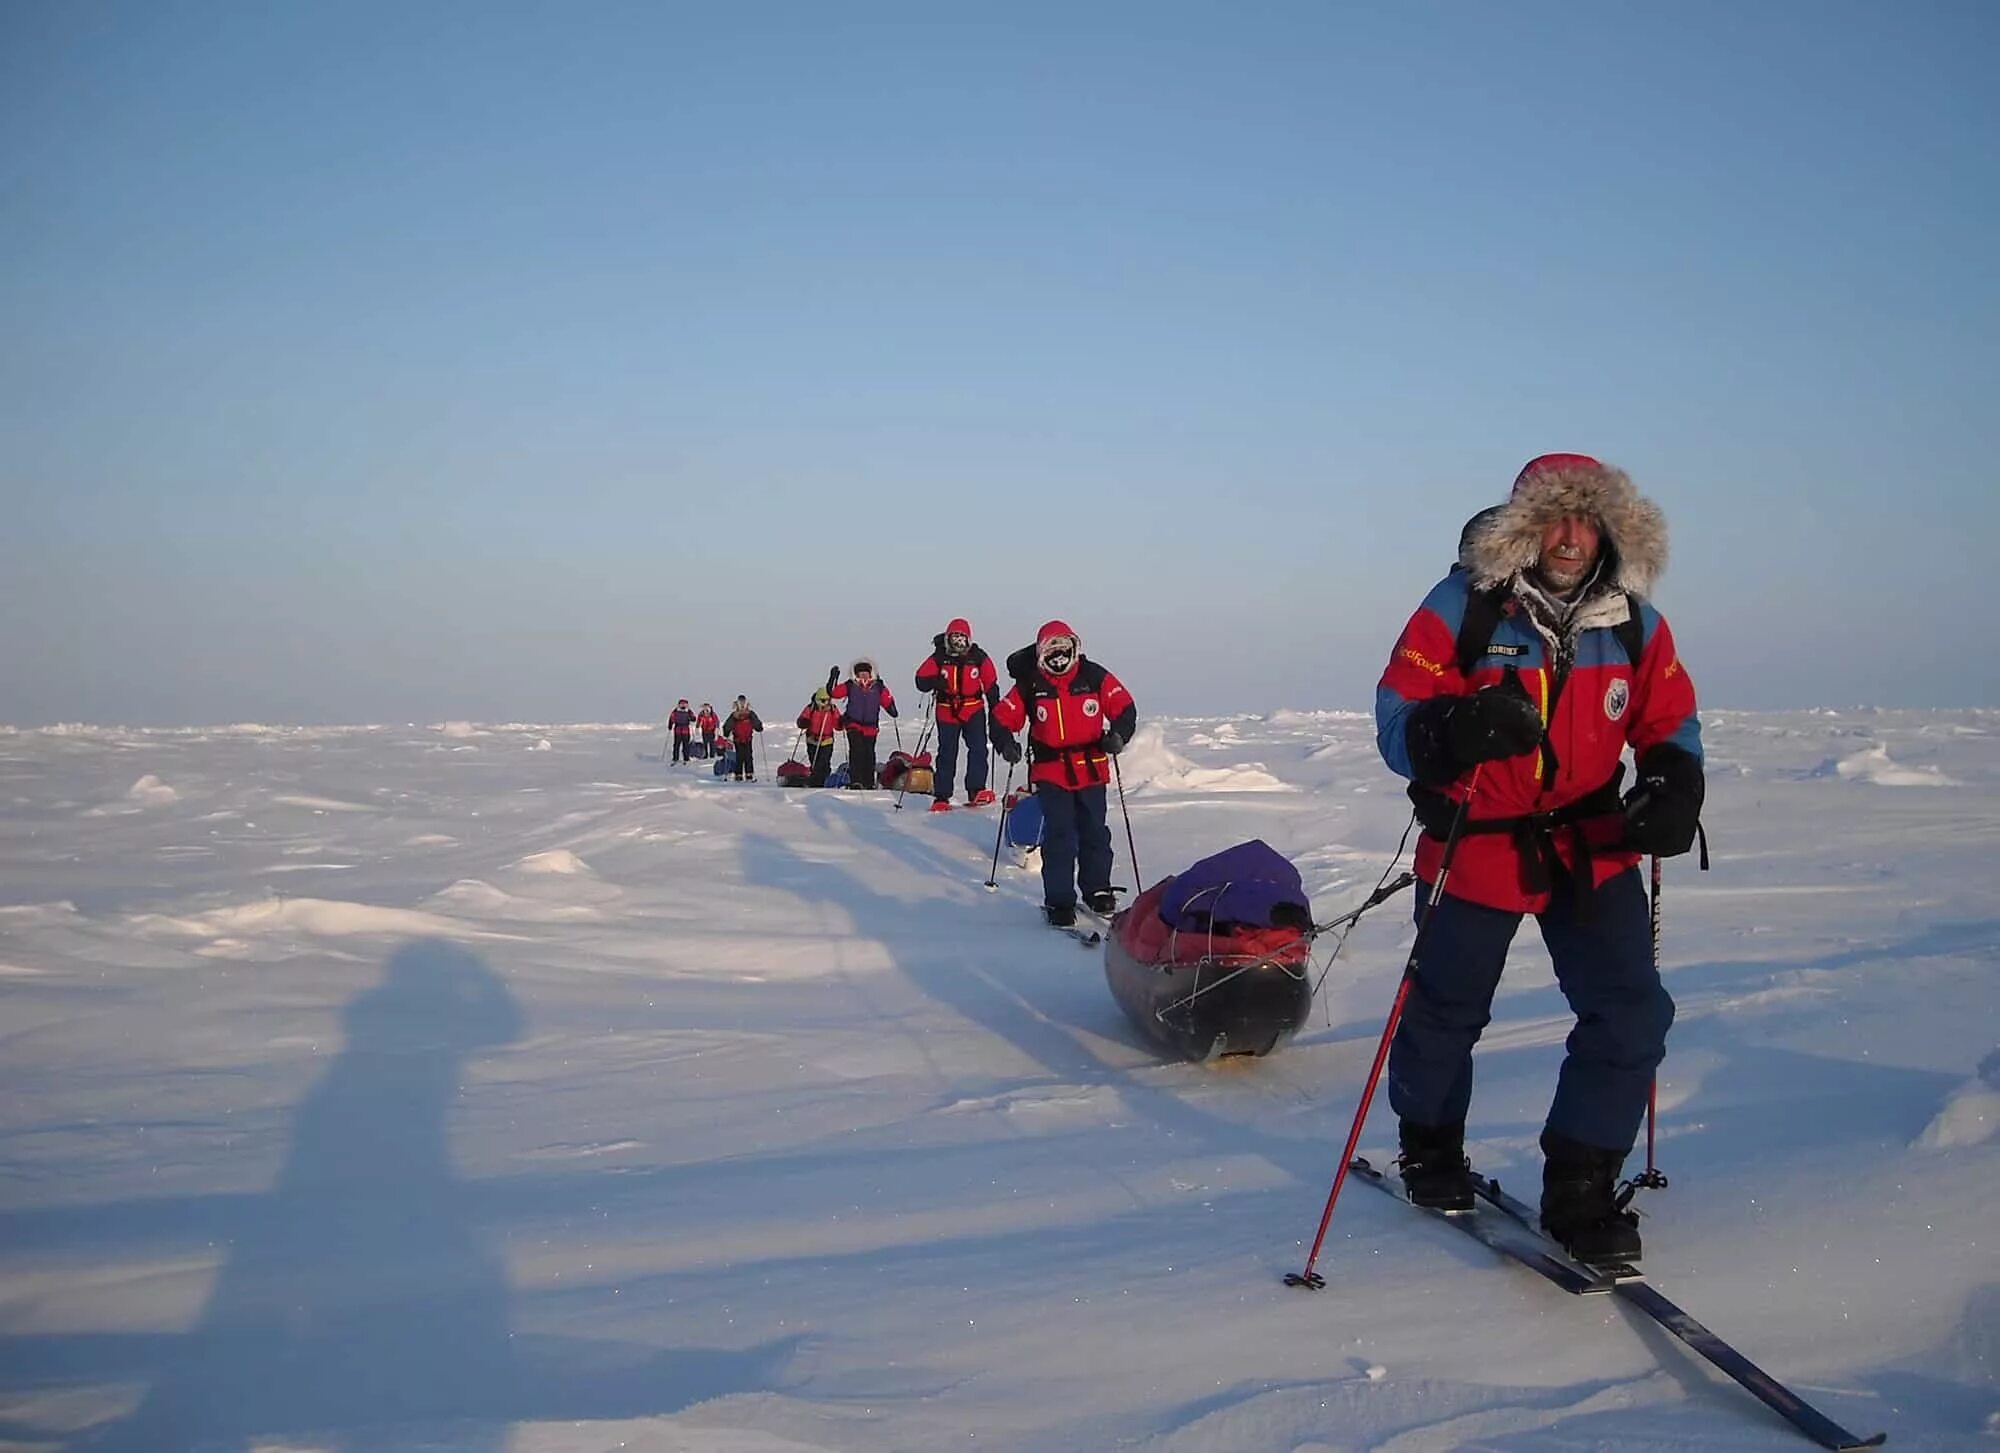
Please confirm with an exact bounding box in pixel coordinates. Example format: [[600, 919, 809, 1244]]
[[1375, 586, 1473, 781], [1097, 669, 1135, 738], [1625, 610, 1701, 760], [992, 684, 1026, 734]]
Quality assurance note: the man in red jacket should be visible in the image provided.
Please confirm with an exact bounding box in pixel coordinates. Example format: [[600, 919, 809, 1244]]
[[1375, 454, 1703, 1264], [990, 620, 1136, 928], [667, 699, 696, 763], [696, 702, 721, 758], [913, 618, 1001, 812], [722, 697, 764, 781]]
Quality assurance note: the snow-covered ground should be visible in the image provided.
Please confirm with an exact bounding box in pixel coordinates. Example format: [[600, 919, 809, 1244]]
[[1, 710, 1994, 1451]]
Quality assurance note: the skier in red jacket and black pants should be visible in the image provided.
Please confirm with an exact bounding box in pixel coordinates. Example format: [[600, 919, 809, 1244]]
[[913, 618, 1001, 812], [990, 620, 1136, 928], [667, 700, 696, 763], [696, 703, 721, 758], [722, 698, 763, 781], [797, 689, 843, 788]]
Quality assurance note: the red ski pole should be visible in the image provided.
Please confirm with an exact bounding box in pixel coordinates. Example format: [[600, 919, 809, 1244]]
[[1287, 766, 1483, 1291]]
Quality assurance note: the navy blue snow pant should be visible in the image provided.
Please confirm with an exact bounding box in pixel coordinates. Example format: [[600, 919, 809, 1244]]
[[933, 713, 990, 802], [1386, 867, 1672, 1154], [1035, 782, 1113, 912], [807, 741, 835, 788], [671, 731, 691, 763]]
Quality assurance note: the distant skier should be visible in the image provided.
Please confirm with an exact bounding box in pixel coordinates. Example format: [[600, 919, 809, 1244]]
[[832, 659, 898, 789], [1375, 454, 1703, 1263], [722, 697, 764, 781], [989, 620, 1136, 929], [913, 618, 1001, 812], [696, 702, 721, 758], [796, 689, 842, 788], [667, 699, 696, 763]]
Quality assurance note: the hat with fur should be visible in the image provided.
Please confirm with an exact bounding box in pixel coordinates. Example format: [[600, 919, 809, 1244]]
[[1461, 453, 1668, 596]]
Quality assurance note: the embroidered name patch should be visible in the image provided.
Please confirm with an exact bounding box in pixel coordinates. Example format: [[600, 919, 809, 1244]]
[[1484, 643, 1528, 657]]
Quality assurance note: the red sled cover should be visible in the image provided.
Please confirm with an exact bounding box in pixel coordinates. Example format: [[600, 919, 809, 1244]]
[[776, 760, 811, 786], [1114, 877, 1312, 969]]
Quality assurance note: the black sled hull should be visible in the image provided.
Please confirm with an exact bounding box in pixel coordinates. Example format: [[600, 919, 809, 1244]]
[[1102, 930, 1312, 1062]]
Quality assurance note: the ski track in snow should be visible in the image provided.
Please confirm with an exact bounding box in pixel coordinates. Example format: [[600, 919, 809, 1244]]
[[0, 709, 1994, 1450]]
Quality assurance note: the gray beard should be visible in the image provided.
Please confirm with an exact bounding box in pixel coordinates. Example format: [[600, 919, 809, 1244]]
[[1515, 555, 1607, 639]]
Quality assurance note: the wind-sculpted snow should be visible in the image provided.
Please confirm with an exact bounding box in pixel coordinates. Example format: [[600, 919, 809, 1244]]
[[1117, 721, 1290, 794], [0, 710, 1992, 1449]]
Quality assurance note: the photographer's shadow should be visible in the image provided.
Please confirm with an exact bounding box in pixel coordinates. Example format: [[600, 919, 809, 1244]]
[[86, 938, 795, 1451], [92, 938, 523, 1449]]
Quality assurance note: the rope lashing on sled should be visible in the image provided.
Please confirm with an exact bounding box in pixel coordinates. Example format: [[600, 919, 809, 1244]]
[[1154, 953, 1313, 1026], [1150, 879, 1302, 1024], [1148, 870, 1415, 1028], [1309, 814, 1419, 1013]]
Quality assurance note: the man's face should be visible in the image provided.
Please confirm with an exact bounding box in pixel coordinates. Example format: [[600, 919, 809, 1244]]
[[946, 632, 969, 655], [1536, 514, 1602, 596]]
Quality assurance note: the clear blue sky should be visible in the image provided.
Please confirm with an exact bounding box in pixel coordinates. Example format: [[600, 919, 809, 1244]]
[[4, 1, 1995, 724]]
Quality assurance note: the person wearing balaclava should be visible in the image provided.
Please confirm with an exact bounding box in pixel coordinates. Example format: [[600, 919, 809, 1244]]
[[989, 620, 1136, 929], [912, 618, 1001, 811], [1376, 454, 1703, 1265]]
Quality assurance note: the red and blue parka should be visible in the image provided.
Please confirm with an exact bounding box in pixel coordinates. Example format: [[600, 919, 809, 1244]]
[[668, 702, 696, 735], [992, 620, 1137, 792], [1376, 456, 1701, 914], [914, 618, 1001, 726]]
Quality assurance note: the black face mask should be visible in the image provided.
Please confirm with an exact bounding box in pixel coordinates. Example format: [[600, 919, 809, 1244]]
[[946, 634, 969, 656], [1038, 640, 1076, 674]]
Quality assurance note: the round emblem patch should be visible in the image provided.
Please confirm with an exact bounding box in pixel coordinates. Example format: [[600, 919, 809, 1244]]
[[1034, 704, 1049, 723], [1082, 698, 1101, 717], [1604, 679, 1631, 722]]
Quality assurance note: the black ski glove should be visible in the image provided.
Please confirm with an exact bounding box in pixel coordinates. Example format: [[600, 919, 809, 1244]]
[[827, 666, 840, 690], [1405, 682, 1545, 787], [992, 730, 1023, 766], [1622, 744, 1705, 857], [1101, 730, 1125, 756]]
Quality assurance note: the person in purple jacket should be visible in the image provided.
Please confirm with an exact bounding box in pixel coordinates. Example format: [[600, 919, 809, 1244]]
[[832, 660, 898, 788]]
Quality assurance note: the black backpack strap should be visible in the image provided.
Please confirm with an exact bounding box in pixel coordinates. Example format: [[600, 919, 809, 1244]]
[[1613, 591, 1645, 671], [1453, 585, 1510, 676]]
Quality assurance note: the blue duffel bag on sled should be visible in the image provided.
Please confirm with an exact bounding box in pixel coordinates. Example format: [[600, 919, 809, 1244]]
[[1004, 787, 1043, 849], [714, 749, 738, 777]]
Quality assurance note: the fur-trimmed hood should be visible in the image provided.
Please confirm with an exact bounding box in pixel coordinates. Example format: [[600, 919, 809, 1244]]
[[1461, 456, 1668, 598]]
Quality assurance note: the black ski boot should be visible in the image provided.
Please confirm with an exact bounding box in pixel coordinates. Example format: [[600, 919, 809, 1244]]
[[1083, 888, 1119, 915], [1043, 902, 1077, 928], [1397, 1119, 1474, 1211], [1540, 1128, 1642, 1263]]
